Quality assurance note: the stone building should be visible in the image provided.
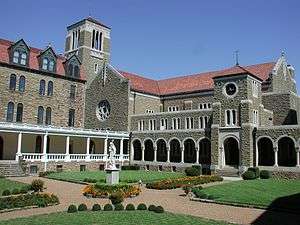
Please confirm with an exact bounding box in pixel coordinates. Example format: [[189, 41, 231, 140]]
[[0, 17, 299, 176]]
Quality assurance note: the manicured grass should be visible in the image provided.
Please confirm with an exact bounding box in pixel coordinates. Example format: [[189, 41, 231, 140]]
[[193, 179, 300, 211], [0, 178, 27, 196], [0, 211, 233, 225], [46, 170, 185, 183]]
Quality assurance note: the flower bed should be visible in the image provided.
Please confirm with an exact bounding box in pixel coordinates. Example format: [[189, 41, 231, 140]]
[[82, 183, 141, 198], [146, 175, 223, 190], [0, 193, 59, 211]]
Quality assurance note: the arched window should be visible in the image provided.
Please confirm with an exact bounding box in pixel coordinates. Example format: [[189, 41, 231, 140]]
[[19, 76, 25, 92], [49, 60, 55, 72], [47, 81, 53, 96], [45, 107, 51, 125], [68, 63, 73, 76], [9, 74, 16, 91], [37, 106, 44, 124], [16, 103, 23, 122], [35, 136, 42, 153], [74, 65, 80, 77], [42, 58, 49, 70], [6, 102, 14, 122], [39, 80, 45, 95]]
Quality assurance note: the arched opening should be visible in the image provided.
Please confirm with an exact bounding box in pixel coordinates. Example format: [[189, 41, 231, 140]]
[[157, 139, 167, 162], [35, 136, 42, 153], [144, 140, 154, 161], [0, 136, 3, 160], [170, 139, 181, 163], [224, 137, 239, 166], [257, 137, 274, 166], [89, 140, 95, 154], [278, 137, 296, 167], [184, 139, 196, 163], [123, 140, 129, 154], [133, 140, 142, 161], [199, 138, 211, 164]]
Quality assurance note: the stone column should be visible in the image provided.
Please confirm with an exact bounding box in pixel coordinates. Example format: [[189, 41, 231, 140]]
[[104, 138, 108, 160], [86, 137, 90, 161], [195, 147, 199, 164], [166, 146, 170, 163], [120, 139, 124, 161], [141, 146, 145, 162], [181, 146, 184, 163], [153, 146, 157, 162], [65, 136, 70, 161], [296, 147, 300, 168], [16, 132, 22, 161], [273, 147, 278, 167]]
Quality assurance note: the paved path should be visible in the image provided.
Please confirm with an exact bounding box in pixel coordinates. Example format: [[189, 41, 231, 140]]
[[1, 177, 299, 225]]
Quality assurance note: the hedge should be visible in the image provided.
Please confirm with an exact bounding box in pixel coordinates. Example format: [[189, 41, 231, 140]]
[[242, 171, 256, 180], [260, 170, 271, 179], [121, 165, 140, 170]]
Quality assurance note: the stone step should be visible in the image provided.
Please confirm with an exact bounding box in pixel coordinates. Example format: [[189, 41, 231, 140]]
[[216, 168, 240, 177], [0, 161, 25, 177]]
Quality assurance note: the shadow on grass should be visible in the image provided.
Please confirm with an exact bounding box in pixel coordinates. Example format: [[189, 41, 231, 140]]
[[252, 193, 300, 225]]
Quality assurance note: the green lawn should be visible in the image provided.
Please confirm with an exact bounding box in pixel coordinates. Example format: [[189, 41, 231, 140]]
[[0, 211, 233, 225], [46, 170, 185, 183], [194, 179, 300, 211], [0, 178, 28, 196]]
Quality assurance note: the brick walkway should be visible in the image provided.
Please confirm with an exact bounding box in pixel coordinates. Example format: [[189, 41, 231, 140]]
[[1, 177, 299, 225]]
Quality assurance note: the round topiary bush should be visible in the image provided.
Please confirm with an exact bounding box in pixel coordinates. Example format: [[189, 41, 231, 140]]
[[260, 170, 271, 179], [154, 205, 164, 213], [104, 203, 113, 211], [31, 179, 44, 192], [78, 203, 88, 211], [114, 203, 124, 211], [125, 203, 135, 211], [148, 204, 156, 211], [2, 189, 11, 196], [109, 191, 124, 205], [92, 204, 101, 211], [137, 203, 147, 210], [185, 167, 201, 176], [242, 170, 256, 180], [248, 167, 260, 178], [67, 204, 77, 213]]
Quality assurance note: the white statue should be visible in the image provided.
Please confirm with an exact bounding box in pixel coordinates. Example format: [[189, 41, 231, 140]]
[[105, 141, 118, 170]]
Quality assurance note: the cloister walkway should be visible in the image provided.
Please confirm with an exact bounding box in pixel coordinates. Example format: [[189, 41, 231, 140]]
[[1, 177, 299, 225]]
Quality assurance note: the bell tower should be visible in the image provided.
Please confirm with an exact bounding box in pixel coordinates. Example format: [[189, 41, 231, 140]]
[[65, 17, 111, 86]]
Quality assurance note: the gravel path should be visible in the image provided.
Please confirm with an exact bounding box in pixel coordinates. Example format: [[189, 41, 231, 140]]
[[1, 177, 299, 225]]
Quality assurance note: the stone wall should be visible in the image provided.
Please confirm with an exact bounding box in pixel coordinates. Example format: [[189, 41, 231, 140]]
[[129, 92, 161, 115]]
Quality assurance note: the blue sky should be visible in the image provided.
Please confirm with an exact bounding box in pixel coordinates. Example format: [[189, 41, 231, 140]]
[[1, 0, 299, 85]]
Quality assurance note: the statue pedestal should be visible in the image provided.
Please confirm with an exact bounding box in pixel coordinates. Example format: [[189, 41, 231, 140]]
[[105, 169, 120, 185]]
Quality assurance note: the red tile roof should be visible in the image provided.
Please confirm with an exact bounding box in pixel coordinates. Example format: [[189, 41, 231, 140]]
[[120, 62, 275, 96], [0, 38, 86, 81]]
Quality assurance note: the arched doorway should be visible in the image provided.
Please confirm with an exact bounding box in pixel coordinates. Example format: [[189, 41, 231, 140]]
[[184, 139, 196, 163], [170, 139, 181, 163], [257, 137, 274, 166], [144, 139, 154, 161], [157, 139, 167, 162], [133, 140, 142, 161], [224, 137, 239, 166], [278, 137, 296, 167], [0, 136, 3, 160], [199, 138, 211, 164]]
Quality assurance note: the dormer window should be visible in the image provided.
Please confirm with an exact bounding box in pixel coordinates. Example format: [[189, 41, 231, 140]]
[[13, 50, 27, 65], [42, 58, 55, 72], [10, 39, 29, 66], [65, 55, 81, 78], [39, 47, 57, 73]]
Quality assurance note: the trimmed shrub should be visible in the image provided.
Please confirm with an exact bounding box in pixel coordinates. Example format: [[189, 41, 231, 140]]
[[125, 203, 135, 211], [31, 179, 44, 192], [185, 167, 201, 176], [39, 171, 55, 177], [260, 170, 271, 179], [109, 191, 124, 205], [248, 167, 260, 178], [192, 165, 202, 175], [148, 204, 156, 211], [2, 189, 11, 196], [0, 175, 5, 179], [83, 178, 97, 183], [92, 203, 101, 211], [67, 204, 77, 213], [137, 203, 147, 210], [104, 203, 113, 211], [121, 165, 140, 170], [12, 189, 20, 195], [86, 183, 141, 198], [78, 203, 88, 211], [155, 205, 164, 213], [114, 203, 124, 211], [242, 171, 256, 180]]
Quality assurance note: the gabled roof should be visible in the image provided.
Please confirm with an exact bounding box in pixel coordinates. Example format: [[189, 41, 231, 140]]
[[67, 16, 111, 30], [120, 62, 275, 96], [0, 38, 86, 81]]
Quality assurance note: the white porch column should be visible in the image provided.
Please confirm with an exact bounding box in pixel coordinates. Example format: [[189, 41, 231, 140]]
[[104, 138, 108, 160], [195, 147, 199, 164], [296, 147, 300, 167], [42, 134, 48, 171], [274, 147, 278, 167], [120, 138, 124, 161], [153, 146, 157, 162], [16, 132, 22, 161], [166, 146, 170, 163], [255, 142, 259, 167], [65, 136, 70, 161], [130, 142, 134, 162], [181, 146, 184, 163], [142, 145, 145, 162], [86, 137, 90, 161]]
